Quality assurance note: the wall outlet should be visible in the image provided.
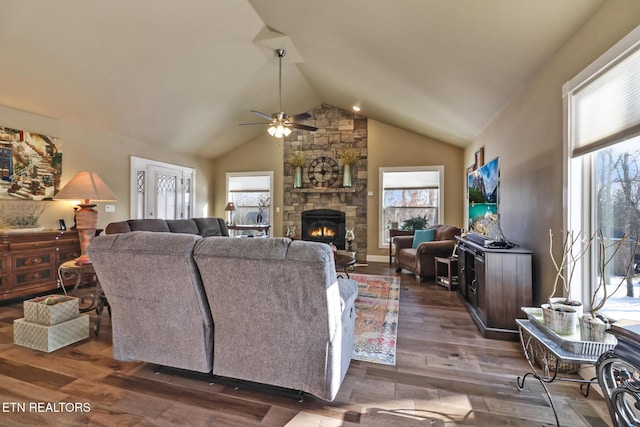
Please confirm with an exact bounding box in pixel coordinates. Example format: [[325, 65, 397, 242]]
[[367, 191, 374, 196], [105, 204, 116, 213]]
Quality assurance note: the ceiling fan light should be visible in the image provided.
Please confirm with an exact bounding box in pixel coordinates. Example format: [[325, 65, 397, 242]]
[[267, 126, 277, 136], [283, 127, 292, 137]]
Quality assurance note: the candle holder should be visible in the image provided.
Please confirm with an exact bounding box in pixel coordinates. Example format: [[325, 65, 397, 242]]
[[345, 228, 355, 252]]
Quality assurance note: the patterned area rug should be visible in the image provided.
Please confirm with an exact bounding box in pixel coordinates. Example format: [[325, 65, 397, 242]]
[[350, 273, 400, 365]]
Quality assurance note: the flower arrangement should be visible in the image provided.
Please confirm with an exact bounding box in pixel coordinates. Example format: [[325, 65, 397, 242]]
[[288, 151, 307, 168], [0, 200, 49, 229], [336, 147, 359, 165]]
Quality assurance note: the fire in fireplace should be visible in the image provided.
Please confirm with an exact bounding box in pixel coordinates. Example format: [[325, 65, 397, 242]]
[[301, 209, 346, 250]]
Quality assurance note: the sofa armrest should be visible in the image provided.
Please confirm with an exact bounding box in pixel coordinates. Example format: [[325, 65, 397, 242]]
[[393, 235, 414, 250], [415, 240, 456, 257], [337, 278, 358, 312]]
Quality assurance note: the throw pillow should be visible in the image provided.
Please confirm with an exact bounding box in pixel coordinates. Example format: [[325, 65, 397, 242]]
[[412, 229, 436, 248]]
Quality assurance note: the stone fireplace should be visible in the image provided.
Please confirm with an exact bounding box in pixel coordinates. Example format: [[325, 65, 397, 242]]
[[282, 104, 368, 262], [301, 209, 346, 249]]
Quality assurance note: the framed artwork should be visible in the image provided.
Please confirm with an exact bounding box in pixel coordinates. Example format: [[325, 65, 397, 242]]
[[0, 126, 63, 200], [474, 147, 484, 169]]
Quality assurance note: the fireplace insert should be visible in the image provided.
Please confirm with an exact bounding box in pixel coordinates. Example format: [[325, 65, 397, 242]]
[[301, 209, 346, 250]]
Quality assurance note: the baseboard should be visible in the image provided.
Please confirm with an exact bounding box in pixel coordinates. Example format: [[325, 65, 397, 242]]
[[366, 254, 388, 263]]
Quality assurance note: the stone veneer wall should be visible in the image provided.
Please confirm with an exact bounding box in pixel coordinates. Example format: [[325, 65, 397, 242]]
[[283, 104, 368, 262]]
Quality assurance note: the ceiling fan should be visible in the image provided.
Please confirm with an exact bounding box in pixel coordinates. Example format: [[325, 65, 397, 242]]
[[240, 48, 318, 138]]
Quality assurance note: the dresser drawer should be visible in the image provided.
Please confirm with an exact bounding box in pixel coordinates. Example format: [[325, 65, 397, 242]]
[[9, 240, 59, 251], [57, 247, 81, 264], [11, 250, 55, 271], [14, 267, 54, 289]]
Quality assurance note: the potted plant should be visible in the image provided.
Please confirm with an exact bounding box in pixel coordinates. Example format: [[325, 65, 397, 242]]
[[579, 229, 638, 343], [400, 215, 429, 232], [542, 229, 592, 334]]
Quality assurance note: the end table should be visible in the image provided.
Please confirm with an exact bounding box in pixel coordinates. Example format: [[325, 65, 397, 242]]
[[434, 256, 458, 290]]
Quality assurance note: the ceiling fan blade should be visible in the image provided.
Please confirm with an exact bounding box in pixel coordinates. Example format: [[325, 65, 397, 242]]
[[290, 123, 318, 132], [288, 112, 311, 121], [239, 122, 271, 126], [250, 110, 274, 121]]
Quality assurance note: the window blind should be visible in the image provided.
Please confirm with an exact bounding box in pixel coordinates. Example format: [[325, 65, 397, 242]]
[[569, 42, 640, 157]]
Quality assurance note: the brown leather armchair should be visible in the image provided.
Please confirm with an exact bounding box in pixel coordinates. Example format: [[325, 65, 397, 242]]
[[394, 224, 461, 282]]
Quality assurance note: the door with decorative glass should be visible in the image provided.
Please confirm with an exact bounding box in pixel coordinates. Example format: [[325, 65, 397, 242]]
[[130, 157, 194, 220]]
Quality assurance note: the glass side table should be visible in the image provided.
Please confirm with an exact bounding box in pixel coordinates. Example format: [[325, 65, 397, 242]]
[[516, 319, 601, 427], [58, 260, 110, 335]]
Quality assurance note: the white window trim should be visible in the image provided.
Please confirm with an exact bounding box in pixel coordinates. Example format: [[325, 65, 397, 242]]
[[378, 165, 444, 249], [130, 156, 196, 219]]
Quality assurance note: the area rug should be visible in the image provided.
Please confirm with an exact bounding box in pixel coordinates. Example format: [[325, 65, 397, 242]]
[[350, 273, 400, 365]]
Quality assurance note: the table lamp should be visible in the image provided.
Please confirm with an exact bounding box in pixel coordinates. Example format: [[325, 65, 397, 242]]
[[225, 202, 236, 226], [54, 171, 117, 265]]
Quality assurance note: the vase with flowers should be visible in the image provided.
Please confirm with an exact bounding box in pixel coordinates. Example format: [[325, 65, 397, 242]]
[[336, 147, 359, 188], [257, 195, 270, 225], [542, 229, 591, 334], [288, 151, 307, 189]]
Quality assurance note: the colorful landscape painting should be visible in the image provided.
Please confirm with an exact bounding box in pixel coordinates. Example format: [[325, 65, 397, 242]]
[[0, 126, 63, 200], [468, 157, 499, 236]]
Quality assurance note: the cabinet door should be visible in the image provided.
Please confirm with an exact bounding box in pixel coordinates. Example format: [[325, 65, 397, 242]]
[[475, 253, 487, 323], [457, 245, 468, 297]]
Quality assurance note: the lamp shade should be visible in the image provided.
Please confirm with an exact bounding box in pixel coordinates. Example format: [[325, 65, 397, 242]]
[[224, 202, 236, 211], [54, 170, 117, 203]]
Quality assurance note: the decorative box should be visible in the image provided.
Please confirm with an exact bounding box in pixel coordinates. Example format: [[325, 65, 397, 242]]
[[13, 314, 89, 353], [23, 295, 79, 325]]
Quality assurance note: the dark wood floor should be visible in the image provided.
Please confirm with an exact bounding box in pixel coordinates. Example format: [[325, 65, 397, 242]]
[[0, 263, 612, 426]]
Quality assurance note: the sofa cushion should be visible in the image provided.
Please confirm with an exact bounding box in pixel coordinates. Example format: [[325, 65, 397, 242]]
[[105, 220, 131, 234], [127, 219, 171, 233], [193, 218, 226, 237], [412, 229, 436, 248], [166, 219, 200, 234]]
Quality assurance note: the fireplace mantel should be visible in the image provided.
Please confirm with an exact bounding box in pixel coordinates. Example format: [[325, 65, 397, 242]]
[[292, 188, 356, 203]]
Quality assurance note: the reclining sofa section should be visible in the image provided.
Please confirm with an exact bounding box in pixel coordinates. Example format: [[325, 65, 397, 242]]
[[88, 231, 358, 402]]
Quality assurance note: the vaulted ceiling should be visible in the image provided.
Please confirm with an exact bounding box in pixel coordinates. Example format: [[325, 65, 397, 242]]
[[0, 0, 605, 159]]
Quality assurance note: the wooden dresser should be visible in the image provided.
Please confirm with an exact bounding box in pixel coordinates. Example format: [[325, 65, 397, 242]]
[[0, 230, 80, 301]]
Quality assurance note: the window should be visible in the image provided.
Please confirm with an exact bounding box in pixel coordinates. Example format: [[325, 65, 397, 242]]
[[226, 172, 273, 234], [564, 25, 640, 318], [130, 157, 195, 220], [378, 166, 443, 248]]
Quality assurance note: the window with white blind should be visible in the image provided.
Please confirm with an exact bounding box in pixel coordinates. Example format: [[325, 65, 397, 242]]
[[564, 25, 640, 318], [378, 166, 443, 248], [226, 172, 273, 232]]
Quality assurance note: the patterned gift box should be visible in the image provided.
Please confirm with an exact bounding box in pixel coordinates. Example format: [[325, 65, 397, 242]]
[[13, 314, 89, 353], [23, 295, 79, 325]]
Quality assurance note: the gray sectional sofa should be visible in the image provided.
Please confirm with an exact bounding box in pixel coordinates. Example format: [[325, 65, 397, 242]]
[[87, 231, 358, 401], [105, 217, 229, 236]]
